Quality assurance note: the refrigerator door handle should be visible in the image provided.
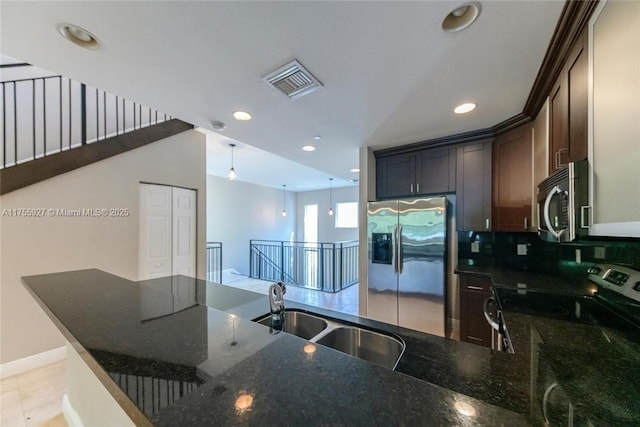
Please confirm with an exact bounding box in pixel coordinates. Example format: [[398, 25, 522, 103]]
[[392, 225, 398, 273], [398, 225, 404, 274]]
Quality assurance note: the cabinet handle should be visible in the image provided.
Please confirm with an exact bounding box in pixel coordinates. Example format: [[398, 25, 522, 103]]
[[581, 206, 592, 229], [416, 182, 420, 193], [554, 150, 560, 170], [410, 183, 414, 193], [467, 285, 484, 291], [524, 217, 528, 230], [485, 218, 490, 230]]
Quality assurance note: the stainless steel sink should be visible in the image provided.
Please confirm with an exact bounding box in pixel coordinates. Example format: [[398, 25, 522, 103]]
[[315, 326, 405, 370], [254, 309, 405, 370], [255, 311, 328, 340]]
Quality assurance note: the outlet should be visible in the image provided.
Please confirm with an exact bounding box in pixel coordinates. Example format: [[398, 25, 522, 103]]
[[517, 282, 527, 295], [575, 249, 582, 264], [517, 244, 528, 256], [471, 242, 480, 253], [594, 247, 606, 259]]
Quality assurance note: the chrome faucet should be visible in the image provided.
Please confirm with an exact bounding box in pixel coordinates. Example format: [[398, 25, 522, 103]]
[[269, 282, 286, 333]]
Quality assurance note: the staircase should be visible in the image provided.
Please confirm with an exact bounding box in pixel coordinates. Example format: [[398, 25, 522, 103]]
[[0, 56, 193, 194]]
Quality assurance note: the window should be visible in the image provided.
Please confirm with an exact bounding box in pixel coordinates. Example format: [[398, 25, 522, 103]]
[[335, 202, 358, 228]]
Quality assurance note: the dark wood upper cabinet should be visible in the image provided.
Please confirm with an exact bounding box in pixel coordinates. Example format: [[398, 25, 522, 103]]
[[376, 154, 416, 199], [549, 30, 588, 173], [493, 125, 533, 232], [456, 140, 492, 231], [415, 147, 456, 195], [376, 147, 455, 200], [567, 33, 588, 163]]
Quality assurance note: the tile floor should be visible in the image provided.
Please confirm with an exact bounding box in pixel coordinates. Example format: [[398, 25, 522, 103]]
[[220, 272, 360, 316], [0, 361, 68, 427]]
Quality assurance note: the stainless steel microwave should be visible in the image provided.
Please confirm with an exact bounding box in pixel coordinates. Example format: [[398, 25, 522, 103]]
[[537, 160, 589, 242]]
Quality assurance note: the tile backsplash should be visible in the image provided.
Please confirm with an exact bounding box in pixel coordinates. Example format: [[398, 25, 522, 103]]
[[458, 231, 640, 281]]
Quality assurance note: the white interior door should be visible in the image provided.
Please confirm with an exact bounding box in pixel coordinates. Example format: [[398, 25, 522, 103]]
[[172, 187, 197, 277], [139, 184, 197, 280], [139, 184, 173, 279]]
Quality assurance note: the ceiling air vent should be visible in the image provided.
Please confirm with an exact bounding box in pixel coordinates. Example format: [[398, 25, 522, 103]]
[[262, 59, 323, 100]]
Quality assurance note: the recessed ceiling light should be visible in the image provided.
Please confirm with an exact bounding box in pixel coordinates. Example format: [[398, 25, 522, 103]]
[[233, 111, 252, 121], [454, 102, 476, 114], [442, 2, 482, 33], [313, 135, 322, 141], [350, 168, 360, 173], [57, 23, 101, 50], [302, 145, 316, 152]]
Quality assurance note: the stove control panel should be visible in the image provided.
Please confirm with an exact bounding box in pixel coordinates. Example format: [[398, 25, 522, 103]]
[[589, 264, 640, 302]]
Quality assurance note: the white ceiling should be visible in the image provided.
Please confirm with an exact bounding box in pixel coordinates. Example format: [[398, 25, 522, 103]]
[[0, 1, 564, 184], [201, 128, 357, 192]]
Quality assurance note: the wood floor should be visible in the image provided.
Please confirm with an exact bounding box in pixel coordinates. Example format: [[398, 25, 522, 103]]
[[0, 361, 67, 427]]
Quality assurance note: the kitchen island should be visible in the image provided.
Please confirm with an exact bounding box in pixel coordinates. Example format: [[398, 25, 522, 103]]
[[23, 269, 526, 426]]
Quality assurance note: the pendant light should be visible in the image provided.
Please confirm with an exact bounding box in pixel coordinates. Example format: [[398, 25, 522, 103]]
[[228, 143, 237, 181], [281, 184, 287, 217], [328, 178, 334, 216]]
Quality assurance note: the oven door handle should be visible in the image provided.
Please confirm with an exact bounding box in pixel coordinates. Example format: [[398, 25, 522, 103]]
[[483, 297, 500, 331], [542, 382, 559, 426], [543, 185, 564, 241]]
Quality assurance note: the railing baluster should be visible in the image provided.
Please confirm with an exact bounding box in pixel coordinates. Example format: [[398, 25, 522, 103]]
[[32, 79, 35, 161], [95, 87, 98, 142], [68, 80, 72, 149], [59, 77, 62, 153], [80, 83, 86, 145], [3, 83, 6, 168], [115, 96, 119, 136], [42, 78, 46, 157], [103, 90, 107, 140]]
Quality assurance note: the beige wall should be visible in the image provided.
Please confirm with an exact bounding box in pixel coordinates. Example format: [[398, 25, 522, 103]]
[[206, 175, 296, 275], [295, 186, 359, 243], [0, 130, 206, 364]]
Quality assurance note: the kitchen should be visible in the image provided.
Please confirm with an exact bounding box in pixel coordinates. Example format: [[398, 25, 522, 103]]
[[1, 0, 638, 426]]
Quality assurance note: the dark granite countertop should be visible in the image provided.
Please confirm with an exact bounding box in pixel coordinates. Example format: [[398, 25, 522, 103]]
[[456, 265, 640, 425], [455, 264, 596, 297], [22, 269, 528, 426]]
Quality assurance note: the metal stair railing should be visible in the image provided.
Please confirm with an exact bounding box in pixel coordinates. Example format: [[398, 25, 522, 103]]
[[206, 242, 223, 284], [249, 239, 358, 293], [249, 242, 300, 286], [1, 73, 171, 169]]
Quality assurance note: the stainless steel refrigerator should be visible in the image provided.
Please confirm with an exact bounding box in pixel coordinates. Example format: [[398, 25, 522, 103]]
[[367, 197, 447, 337]]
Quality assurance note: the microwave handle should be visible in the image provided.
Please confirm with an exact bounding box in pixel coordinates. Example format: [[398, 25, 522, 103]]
[[543, 185, 564, 240]]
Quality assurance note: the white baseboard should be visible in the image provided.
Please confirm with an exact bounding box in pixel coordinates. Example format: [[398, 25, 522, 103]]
[[0, 346, 67, 379], [62, 394, 84, 427]]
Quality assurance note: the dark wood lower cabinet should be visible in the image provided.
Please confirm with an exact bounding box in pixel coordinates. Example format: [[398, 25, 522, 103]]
[[459, 275, 492, 348]]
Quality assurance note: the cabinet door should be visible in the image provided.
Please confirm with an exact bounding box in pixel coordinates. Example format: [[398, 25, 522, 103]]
[[376, 154, 415, 199], [415, 147, 456, 195], [567, 32, 588, 163], [456, 141, 492, 231], [549, 76, 569, 173], [459, 276, 492, 348], [493, 126, 533, 232], [549, 30, 588, 173]]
